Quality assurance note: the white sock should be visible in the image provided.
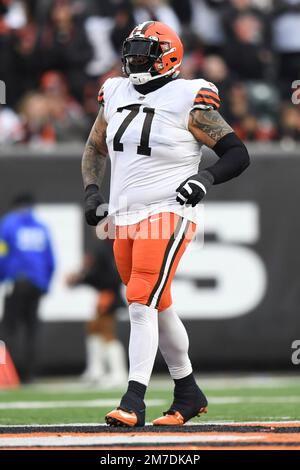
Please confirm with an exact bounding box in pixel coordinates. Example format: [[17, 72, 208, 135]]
[[128, 302, 158, 386], [158, 305, 192, 380], [82, 334, 106, 380], [105, 339, 127, 381]]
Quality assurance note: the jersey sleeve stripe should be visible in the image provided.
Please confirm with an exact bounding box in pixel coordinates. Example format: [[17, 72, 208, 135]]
[[199, 87, 220, 99], [194, 97, 220, 109], [194, 85, 220, 109], [195, 94, 220, 105], [196, 90, 220, 102]]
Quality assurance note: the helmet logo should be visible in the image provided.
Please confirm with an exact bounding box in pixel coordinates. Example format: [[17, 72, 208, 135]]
[[160, 42, 171, 52]]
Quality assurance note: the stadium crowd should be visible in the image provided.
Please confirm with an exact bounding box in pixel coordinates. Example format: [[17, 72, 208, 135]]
[[0, 0, 300, 145]]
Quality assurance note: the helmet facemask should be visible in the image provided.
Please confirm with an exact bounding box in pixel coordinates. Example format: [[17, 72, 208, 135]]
[[122, 37, 165, 85]]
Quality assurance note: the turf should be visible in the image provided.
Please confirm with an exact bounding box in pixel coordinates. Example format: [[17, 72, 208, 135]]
[[0, 377, 299, 425]]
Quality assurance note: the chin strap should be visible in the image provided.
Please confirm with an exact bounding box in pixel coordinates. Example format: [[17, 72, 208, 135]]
[[129, 72, 153, 85], [128, 64, 181, 85]]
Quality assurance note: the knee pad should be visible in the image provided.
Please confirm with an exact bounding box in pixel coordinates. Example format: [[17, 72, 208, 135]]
[[126, 275, 153, 305]]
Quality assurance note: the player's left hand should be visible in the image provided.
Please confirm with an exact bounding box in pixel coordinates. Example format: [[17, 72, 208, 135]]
[[176, 170, 214, 207], [84, 184, 108, 226]]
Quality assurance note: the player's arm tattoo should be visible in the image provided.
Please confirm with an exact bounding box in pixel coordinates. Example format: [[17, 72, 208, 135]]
[[188, 109, 233, 148], [82, 108, 108, 189]]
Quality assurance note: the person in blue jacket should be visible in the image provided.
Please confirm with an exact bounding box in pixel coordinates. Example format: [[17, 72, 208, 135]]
[[0, 193, 55, 382]]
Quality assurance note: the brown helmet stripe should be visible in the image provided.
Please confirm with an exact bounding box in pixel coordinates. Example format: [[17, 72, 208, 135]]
[[140, 21, 155, 34]]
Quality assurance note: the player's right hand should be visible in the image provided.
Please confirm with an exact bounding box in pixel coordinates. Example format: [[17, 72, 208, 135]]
[[84, 184, 108, 226]]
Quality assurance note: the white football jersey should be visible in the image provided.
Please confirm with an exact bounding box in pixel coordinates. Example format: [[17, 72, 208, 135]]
[[99, 76, 219, 225]]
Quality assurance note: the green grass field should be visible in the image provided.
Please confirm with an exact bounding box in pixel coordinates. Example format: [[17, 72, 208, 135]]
[[0, 375, 300, 426]]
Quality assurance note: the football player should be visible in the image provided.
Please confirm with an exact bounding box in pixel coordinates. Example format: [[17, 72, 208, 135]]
[[82, 21, 250, 427]]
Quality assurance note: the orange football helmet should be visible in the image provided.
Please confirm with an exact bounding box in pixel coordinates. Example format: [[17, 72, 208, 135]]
[[122, 21, 184, 85]]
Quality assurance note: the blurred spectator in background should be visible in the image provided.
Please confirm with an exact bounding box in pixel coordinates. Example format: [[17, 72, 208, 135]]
[[83, 3, 133, 123], [39, 71, 89, 142], [83, 63, 123, 126], [0, 0, 16, 107], [133, 0, 181, 34], [0, 0, 300, 144], [0, 193, 55, 382], [278, 102, 300, 143], [273, 0, 300, 98], [18, 91, 55, 145], [17, 71, 89, 144], [12, 1, 42, 106], [222, 0, 272, 80], [200, 54, 233, 118], [180, 33, 204, 80], [39, 0, 93, 102], [84, 14, 117, 80], [110, 1, 135, 54], [66, 240, 127, 388], [170, 0, 192, 26], [190, 0, 226, 53], [0, 106, 24, 144], [226, 81, 278, 141]]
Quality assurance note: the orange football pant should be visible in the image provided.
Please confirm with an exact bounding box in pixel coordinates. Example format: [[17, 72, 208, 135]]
[[113, 212, 196, 312]]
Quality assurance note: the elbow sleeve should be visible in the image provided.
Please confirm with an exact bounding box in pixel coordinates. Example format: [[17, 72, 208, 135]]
[[207, 132, 250, 185]]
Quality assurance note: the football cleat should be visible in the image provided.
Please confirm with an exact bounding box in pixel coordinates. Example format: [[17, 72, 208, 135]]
[[152, 386, 208, 426], [105, 404, 146, 427], [105, 408, 139, 427], [106, 388, 146, 427], [152, 406, 207, 426]]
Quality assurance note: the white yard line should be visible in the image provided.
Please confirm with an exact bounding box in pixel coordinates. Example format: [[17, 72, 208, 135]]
[[0, 399, 166, 410], [150, 377, 300, 391], [0, 420, 299, 429], [208, 396, 300, 404], [0, 396, 300, 410], [24, 374, 300, 393], [0, 434, 264, 448], [0, 423, 110, 428]]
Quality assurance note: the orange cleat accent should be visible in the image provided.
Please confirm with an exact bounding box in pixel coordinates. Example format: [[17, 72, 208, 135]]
[[152, 406, 208, 426], [152, 410, 185, 426], [105, 408, 138, 427]]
